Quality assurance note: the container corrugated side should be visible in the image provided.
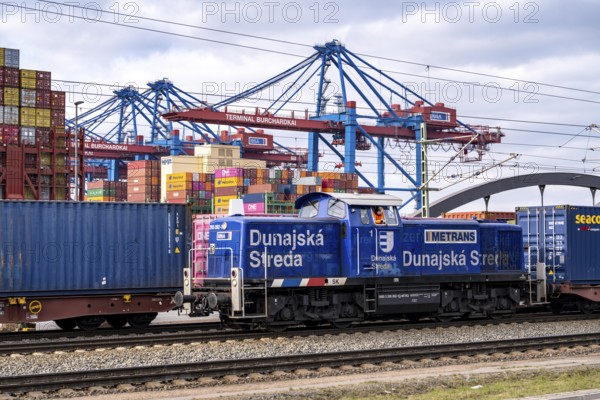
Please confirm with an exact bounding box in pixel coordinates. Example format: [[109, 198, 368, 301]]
[[0, 201, 189, 296], [516, 205, 600, 284]]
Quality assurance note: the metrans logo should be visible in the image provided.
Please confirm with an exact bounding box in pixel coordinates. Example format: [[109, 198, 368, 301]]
[[424, 229, 477, 243], [575, 214, 600, 224]]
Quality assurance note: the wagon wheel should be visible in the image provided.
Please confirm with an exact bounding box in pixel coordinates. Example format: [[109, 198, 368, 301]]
[[106, 316, 128, 328], [127, 313, 157, 329], [54, 319, 77, 331], [75, 316, 104, 331], [578, 300, 595, 315]]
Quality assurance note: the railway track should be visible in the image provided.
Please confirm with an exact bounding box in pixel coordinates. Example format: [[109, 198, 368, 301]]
[[1, 312, 598, 356], [1, 332, 599, 396]]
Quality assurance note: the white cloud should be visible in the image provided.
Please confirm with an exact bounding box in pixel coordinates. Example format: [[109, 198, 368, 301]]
[[1, 0, 599, 211]]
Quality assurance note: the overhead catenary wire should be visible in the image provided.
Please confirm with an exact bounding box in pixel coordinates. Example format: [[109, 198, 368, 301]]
[[5, 1, 596, 187], [34, 1, 600, 99]]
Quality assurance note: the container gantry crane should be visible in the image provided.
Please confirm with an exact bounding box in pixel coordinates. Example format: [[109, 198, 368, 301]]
[[163, 40, 503, 212]]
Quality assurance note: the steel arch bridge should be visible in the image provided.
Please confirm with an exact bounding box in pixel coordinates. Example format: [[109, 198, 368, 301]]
[[412, 173, 600, 217]]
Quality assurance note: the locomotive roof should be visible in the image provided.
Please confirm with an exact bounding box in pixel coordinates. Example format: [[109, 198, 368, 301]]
[[295, 192, 404, 208]]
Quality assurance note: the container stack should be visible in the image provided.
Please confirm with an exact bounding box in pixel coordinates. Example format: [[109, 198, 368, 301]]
[[86, 180, 127, 202], [214, 167, 245, 214], [127, 160, 160, 202], [165, 172, 213, 211], [161, 144, 267, 202], [0, 47, 69, 200], [300, 171, 358, 193]]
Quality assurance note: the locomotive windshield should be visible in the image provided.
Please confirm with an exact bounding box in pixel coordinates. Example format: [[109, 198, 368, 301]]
[[299, 199, 319, 218], [327, 199, 346, 219]]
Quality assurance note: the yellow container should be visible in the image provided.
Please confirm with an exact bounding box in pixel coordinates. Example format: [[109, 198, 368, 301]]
[[20, 77, 36, 89], [214, 195, 238, 205], [0, 48, 4, 67], [54, 174, 66, 185], [35, 108, 51, 127], [40, 153, 52, 167], [167, 172, 193, 183], [215, 176, 243, 187], [20, 107, 36, 126], [3, 87, 19, 106], [20, 69, 36, 79]]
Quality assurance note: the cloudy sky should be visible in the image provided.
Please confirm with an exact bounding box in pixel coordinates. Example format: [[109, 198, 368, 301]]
[[2, 0, 599, 212]]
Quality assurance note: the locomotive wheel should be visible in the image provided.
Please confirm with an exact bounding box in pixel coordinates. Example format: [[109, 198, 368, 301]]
[[127, 313, 157, 329], [106, 316, 128, 328], [488, 312, 511, 320], [265, 323, 288, 332], [54, 319, 77, 331], [329, 320, 353, 329], [435, 315, 454, 323], [303, 320, 321, 328], [75, 316, 104, 331], [406, 313, 424, 323]]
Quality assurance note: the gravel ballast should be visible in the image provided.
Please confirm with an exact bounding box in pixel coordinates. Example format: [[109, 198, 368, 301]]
[[2, 320, 600, 377]]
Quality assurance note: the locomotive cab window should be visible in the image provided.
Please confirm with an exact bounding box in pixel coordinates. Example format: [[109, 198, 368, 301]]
[[372, 206, 399, 226], [360, 208, 371, 225], [327, 199, 346, 219], [299, 199, 320, 218]]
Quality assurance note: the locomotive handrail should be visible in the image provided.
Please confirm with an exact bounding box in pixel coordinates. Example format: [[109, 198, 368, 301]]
[[189, 246, 236, 284]]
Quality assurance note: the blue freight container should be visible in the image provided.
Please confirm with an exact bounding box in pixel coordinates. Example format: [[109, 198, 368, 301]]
[[208, 216, 341, 280], [516, 205, 600, 284], [0, 201, 188, 296]]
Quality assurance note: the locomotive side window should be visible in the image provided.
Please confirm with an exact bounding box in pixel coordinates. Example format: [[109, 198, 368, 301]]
[[299, 199, 319, 218], [360, 208, 371, 224], [327, 199, 346, 219], [384, 206, 399, 225]]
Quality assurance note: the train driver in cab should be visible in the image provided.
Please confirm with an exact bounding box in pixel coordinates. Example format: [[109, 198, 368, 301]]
[[373, 206, 385, 224]]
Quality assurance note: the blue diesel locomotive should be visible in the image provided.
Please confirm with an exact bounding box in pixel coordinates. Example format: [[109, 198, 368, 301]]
[[179, 192, 527, 330]]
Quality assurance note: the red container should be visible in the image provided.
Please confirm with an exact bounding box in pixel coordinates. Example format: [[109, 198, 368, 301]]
[[36, 128, 51, 147], [166, 190, 194, 201], [127, 192, 155, 202], [2, 67, 19, 87], [0, 88, 3, 105], [36, 70, 51, 80], [0, 67, 4, 86], [128, 176, 159, 185], [214, 186, 240, 197], [50, 109, 65, 127], [50, 91, 65, 109], [2, 125, 19, 145], [36, 79, 51, 91], [247, 183, 278, 194], [36, 90, 51, 108], [127, 184, 155, 195], [127, 160, 158, 169]]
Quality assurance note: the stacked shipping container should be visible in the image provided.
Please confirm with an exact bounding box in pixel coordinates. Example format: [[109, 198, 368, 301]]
[[0, 47, 68, 200], [86, 180, 127, 202], [165, 172, 213, 212], [127, 160, 160, 202], [214, 167, 244, 214]]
